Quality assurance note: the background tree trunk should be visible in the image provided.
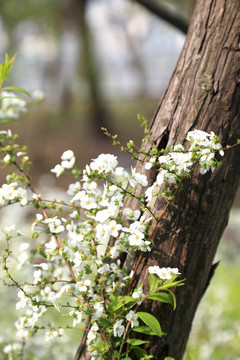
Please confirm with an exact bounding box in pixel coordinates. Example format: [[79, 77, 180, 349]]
[[122, 0, 240, 358], [78, 0, 110, 138]]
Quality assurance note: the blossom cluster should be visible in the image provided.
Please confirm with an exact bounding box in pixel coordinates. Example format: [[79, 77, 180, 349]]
[[0, 91, 27, 119], [51, 150, 76, 177], [149, 266, 181, 280], [145, 129, 224, 201], [0, 181, 27, 207], [0, 123, 225, 359]]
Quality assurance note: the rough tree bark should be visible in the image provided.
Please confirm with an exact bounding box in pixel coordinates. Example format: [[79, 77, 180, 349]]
[[77, 0, 240, 359], [122, 0, 240, 358]]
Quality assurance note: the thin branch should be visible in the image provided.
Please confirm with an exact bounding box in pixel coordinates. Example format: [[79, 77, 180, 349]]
[[74, 317, 92, 360], [133, 0, 189, 34]]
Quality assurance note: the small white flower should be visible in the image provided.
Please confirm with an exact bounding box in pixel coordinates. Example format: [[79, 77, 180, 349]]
[[67, 181, 81, 196], [108, 220, 122, 237], [51, 164, 64, 177], [149, 265, 172, 279], [45, 236, 58, 252], [159, 267, 172, 280], [145, 156, 156, 170], [76, 279, 91, 292], [168, 267, 181, 275], [123, 208, 141, 220], [129, 168, 148, 187], [61, 150, 74, 161], [32, 89, 44, 101], [93, 302, 105, 319], [80, 195, 97, 209], [32, 193, 41, 200], [132, 287, 145, 304], [69, 310, 83, 326], [36, 214, 43, 221], [20, 197, 28, 206], [87, 323, 98, 342], [0, 91, 26, 119], [97, 264, 110, 274], [200, 148, 214, 162], [128, 230, 145, 246], [3, 154, 11, 163], [90, 153, 118, 173], [44, 217, 65, 234], [16, 293, 28, 310], [148, 265, 161, 275], [4, 224, 16, 233], [70, 210, 79, 219], [109, 245, 120, 259], [186, 129, 211, 146], [140, 240, 151, 252], [113, 320, 125, 337], [145, 184, 155, 202], [45, 328, 64, 342], [61, 158, 75, 169], [33, 263, 49, 271], [126, 310, 139, 328], [3, 343, 21, 354]]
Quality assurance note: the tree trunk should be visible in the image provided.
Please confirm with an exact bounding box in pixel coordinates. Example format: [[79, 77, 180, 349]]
[[75, 0, 239, 359], [78, 0, 110, 138], [122, 0, 240, 358]]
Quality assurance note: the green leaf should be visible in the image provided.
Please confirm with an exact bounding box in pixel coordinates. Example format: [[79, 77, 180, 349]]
[[185, 352, 192, 360], [164, 357, 175, 360], [165, 289, 177, 310], [132, 326, 159, 336], [0, 117, 17, 123], [161, 278, 185, 289], [93, 339, 110, 352], [136, 312, 162, 336], [0, 96, 25, 101], [148, 274, 159, 292], [97, 317, 111, 328], [2, 86, 30, 97], [133, 346, 148, 359], [0, 53, 17, 85], [124, 295, 136, 305], [126, 339, 149, 346], [147, 292, 173, 307], [108, 296, 125, 312], [113, 351, 121, 357], [163, 274, 178, 285], [108, 295, 135, 313]]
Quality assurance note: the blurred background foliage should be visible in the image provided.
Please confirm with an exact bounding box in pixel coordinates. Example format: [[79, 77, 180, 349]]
[[0, 0, 187, 179], [0, 0, 239, 359]]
